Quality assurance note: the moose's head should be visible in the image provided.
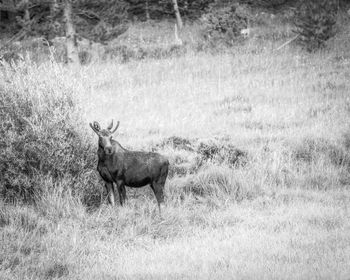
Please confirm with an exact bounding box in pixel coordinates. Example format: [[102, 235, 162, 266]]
[[90, 120, 119, 155]]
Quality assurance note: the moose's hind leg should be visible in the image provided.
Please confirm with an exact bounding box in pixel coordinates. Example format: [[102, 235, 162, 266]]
[[151, 163, 168, 207], [150, 181, 165, 215]]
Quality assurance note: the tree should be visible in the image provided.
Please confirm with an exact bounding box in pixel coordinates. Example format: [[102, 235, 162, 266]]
[[0, 0, 129, 63], [171, 0, 183, 29], [158, 0, 214, 20], [145, 0, 150, 20], [181, 0, 214, 19], [125, 0, 160, 21], [64, 0, 79, 64], [294, 0, 338, 51], [23, 0, 30, 22]]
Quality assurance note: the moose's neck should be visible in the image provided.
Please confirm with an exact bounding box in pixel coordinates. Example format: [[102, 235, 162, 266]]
[[111, 139, 125, 153]]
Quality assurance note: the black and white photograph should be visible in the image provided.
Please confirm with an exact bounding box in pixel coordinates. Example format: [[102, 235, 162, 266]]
[[1, 0, 350, 279]]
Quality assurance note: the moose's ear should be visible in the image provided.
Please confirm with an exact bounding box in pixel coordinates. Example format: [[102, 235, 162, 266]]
[[93, 121, 101, 131], [89, 122, 100, 135]]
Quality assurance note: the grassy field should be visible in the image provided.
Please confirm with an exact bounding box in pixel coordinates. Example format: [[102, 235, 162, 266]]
[[1, 19, 350, 279]]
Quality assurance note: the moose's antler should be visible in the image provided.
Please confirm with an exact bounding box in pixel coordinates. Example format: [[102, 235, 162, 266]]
[[107, 120, 114, 131], [110, 121, 120, 134]]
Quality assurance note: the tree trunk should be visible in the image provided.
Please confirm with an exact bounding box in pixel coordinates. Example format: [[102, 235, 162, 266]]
[[174, 23, 183, 46], [23, 0, 30, 22], [171, 0, 183, 29], [145, 0, 150, 21], [64, 0, 79, 65]]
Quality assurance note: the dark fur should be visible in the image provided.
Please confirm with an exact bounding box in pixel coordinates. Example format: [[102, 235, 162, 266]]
[[90, 121, 169, 208]]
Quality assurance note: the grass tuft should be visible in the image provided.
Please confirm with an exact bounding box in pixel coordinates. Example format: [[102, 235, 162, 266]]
[[43, 263, 69, 279]]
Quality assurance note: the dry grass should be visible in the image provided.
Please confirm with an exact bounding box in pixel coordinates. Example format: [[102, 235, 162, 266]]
[[1, 19, 350, 279], [1, 190, 350, 279]]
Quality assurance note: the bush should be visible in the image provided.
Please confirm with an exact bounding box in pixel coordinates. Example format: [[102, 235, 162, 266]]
[[0, 66, 97, 203], [200, 3, 249, 47], [196, 140, 248, 168], [294, 0, 338, 52], [153, 137, 248, 178]]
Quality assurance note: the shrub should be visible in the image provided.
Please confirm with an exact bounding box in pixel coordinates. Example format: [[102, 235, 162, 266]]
[[200, 3, 249, 47], [153, 137, 248, 178], [294, 0, 338, 52], [0, 65, 97, 204], [196, 140, 248, 168]]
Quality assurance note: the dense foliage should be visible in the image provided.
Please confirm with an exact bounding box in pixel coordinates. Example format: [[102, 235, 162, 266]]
[[0, 65, 98, 204], [125, 0, 214, 20], [240, 0, 293, 9], [200, 3, 249, 47], [0, 0, 129, 42], [294, 0, 338, 51], [0, 0, 215, 40]]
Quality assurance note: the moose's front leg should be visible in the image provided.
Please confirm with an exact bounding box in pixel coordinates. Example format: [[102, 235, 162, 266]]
[[105, 182, 115, 206], [116, 180, 127, 206]]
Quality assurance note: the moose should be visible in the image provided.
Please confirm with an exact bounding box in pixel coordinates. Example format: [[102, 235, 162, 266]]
[[90, 120, 169, 212]]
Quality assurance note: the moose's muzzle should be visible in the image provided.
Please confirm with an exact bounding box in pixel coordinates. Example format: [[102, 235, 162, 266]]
[[104, 146, 113, 155]]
